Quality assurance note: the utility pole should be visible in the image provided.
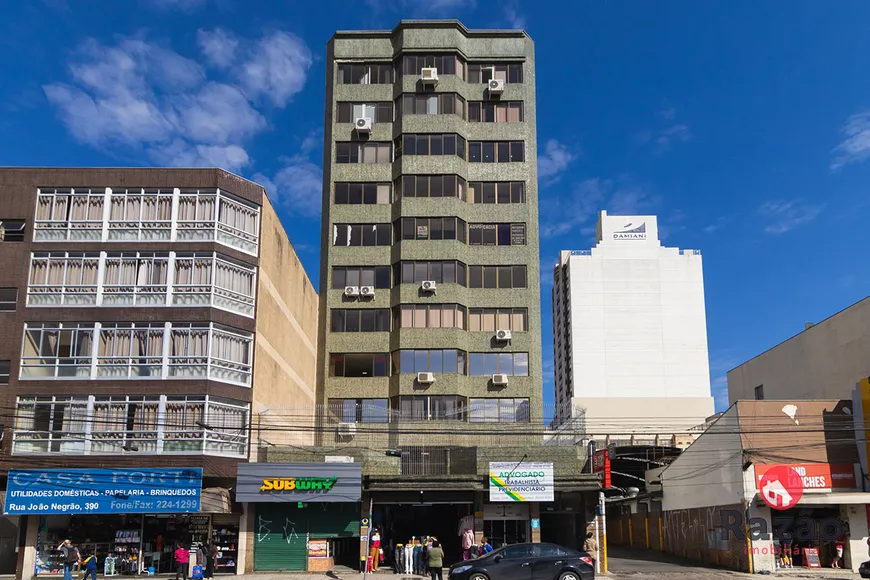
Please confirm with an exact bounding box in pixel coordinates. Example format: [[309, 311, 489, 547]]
[[599, 490, 608, 574]]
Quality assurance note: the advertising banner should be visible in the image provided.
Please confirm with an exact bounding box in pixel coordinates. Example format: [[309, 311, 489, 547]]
[[236, 462, 362, 503], [754, 463, 857, 492], [489, 462, 554, 502], [4, 468, 203, 515], [591, 449, 611, 489]]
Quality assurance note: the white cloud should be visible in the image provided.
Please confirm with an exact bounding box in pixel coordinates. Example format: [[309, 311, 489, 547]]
[[831, 110, 870, 170], [255, 132, 323, 217], [637, 108, 692, 153], [541, 177, 659, 239], [658, 107, 677, 121], [503, 3, 526, 29], [703, 216, 732, 234], [537, 139, 578, 185], [44, 31, 313, 173], [758, 199, 824, 234], [197, 28, 238, 69]]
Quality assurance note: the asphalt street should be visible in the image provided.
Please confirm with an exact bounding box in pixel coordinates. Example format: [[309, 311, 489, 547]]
[[605, 546, 751, 578]]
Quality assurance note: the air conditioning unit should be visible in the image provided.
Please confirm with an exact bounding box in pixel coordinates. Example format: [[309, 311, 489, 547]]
[[355, 117, 372, 133], [488, 78, 505, 95], [344, 286, 360, 297], [417, 372, 435, 384], [495, 329, 512, 342], [337, 422, 356, 437], [421, 67, 439, 86], [492, 374, 509, 386], [359, 285, 375, 297], [421, 280, 437, 293]]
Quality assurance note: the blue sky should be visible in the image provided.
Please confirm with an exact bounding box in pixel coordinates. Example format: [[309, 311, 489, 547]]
[[3, 0, 870, 414]]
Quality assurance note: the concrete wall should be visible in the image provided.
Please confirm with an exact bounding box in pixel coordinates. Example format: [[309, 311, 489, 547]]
[[253, 195, 319, 447], [556, 210, 714, 432], [728, 297, 870, 404], [661, 406, 743, 511]]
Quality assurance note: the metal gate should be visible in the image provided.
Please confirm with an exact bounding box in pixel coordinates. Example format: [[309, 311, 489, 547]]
[[254, 504, 309, 571]]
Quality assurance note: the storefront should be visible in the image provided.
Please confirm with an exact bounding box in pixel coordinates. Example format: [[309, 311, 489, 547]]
[[236, 462, 361, 572], [486, 461, 553, 547], [5, 468, 240, 577]]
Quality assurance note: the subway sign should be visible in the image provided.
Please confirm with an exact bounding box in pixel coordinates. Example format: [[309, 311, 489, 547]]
[[260, 477, 338, 492], [237, 463, 361, 503]]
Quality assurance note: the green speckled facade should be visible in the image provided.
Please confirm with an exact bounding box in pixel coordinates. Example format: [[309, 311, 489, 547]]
[[316, 20, 542, 443]]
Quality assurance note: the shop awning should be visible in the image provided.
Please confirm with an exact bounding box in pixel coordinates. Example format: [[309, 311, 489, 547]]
[[200, 487, 233, 513], [795, 492, 870, 505]]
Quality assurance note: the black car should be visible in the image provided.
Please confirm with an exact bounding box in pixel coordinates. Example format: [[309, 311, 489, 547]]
[[448, 543, 594, 580]]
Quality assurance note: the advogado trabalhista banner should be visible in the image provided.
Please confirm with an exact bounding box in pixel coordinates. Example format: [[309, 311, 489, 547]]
[[489, 462, 554, 502]]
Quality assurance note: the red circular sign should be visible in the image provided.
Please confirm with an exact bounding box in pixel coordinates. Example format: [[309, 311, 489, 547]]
[[759, 466, 804, 510]]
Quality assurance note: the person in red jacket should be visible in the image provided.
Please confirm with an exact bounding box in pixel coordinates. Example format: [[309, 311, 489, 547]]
[[370, 529, 381, 571], [174, 544, 190, 580]]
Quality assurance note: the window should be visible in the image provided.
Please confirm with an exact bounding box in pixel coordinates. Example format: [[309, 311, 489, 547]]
[[394, 304, 467, 330], [755, 385, 764, 400], [0, 219, 25, 242], [0, 288, 18, 311], [468, 265, 527, 289], [336, 102, 393, 123], [337, 63, 393, 84], [398, 175, 467, 201], [402, 54, 464, 78], [395, 217, 467, 242], [468, 308, 528, 332], [331, 309, 391, 332], [336, 142, 392, 164], [21, 323, 96, 379], [107, 188, 174, 240], [468, 352, 529, 376], [393, 396, 467, 421], [0, 360, 9, 384], [34, 188, 104, 241], [398, 94, 465, 119], [393, 349, 467, 374], [332, 223, 392, 247], [329, 353, 390, 378], [469, 398, 530, 422], [470, 182, 526, 204], [394, 260, 467, 286], [331, 266, 392, 290], [468, 223, 525, 246], [468, 63, 523, 84], [468, 141, 524, 163], [468, 102, 524, 123], [395, 134, 466, 159], [328, 399, 389, 423], [334, 183, 392, 205]]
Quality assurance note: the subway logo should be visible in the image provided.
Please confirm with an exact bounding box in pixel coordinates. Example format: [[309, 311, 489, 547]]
[[260, 477, 338, 492]]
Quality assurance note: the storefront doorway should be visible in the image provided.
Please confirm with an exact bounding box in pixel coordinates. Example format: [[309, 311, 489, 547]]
[[373, 503, 471, 568], [483, 504, 529, 549], [771, 506, 845, 568]]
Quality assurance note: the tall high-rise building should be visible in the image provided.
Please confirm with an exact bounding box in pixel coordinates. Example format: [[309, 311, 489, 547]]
[[317, 20, 542, 453], [552, 211, 714, 435]]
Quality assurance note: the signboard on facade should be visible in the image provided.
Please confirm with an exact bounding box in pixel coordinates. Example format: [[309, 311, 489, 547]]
[[754, 463, 856, 492], [591, 449, 611, 489], [236, 462, 362, 503], [4, 468, 202, 515], [489, 462, 554, 502]]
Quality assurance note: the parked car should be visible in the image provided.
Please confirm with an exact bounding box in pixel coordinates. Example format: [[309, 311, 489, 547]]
[[448, 543, 594, 580]]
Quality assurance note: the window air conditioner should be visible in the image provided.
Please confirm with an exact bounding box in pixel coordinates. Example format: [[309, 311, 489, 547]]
[[344, 286, 360, 297], [355, 117, 372, 133], [421, 280, 437, 292], [488, 78, 505, 95], [495, 329, 512, 342], [417, 372, 435, 384], [359, 286, 375, 297], [421, 67, 439, 86], [492, 374, 509, 386], [337, 422, 356, 437]]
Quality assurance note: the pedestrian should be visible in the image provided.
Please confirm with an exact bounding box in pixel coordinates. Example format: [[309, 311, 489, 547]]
[[479, 537, 493, 556], [56, 539, 80, 580], [174, 543, 190, 580], [80, 550, 98, 580], [583, 532, 598, 555], [427, 540, 444, 580], [832, 540, 844, 568], [461, 527, 474, 560], [370, 528, 381, 572]]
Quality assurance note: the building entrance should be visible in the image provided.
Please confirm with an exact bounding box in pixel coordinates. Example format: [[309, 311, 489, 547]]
[[373, 503, 472, 569]]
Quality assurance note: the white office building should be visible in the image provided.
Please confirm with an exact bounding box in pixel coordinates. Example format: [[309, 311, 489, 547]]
[[552, 211, 715, 437]]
